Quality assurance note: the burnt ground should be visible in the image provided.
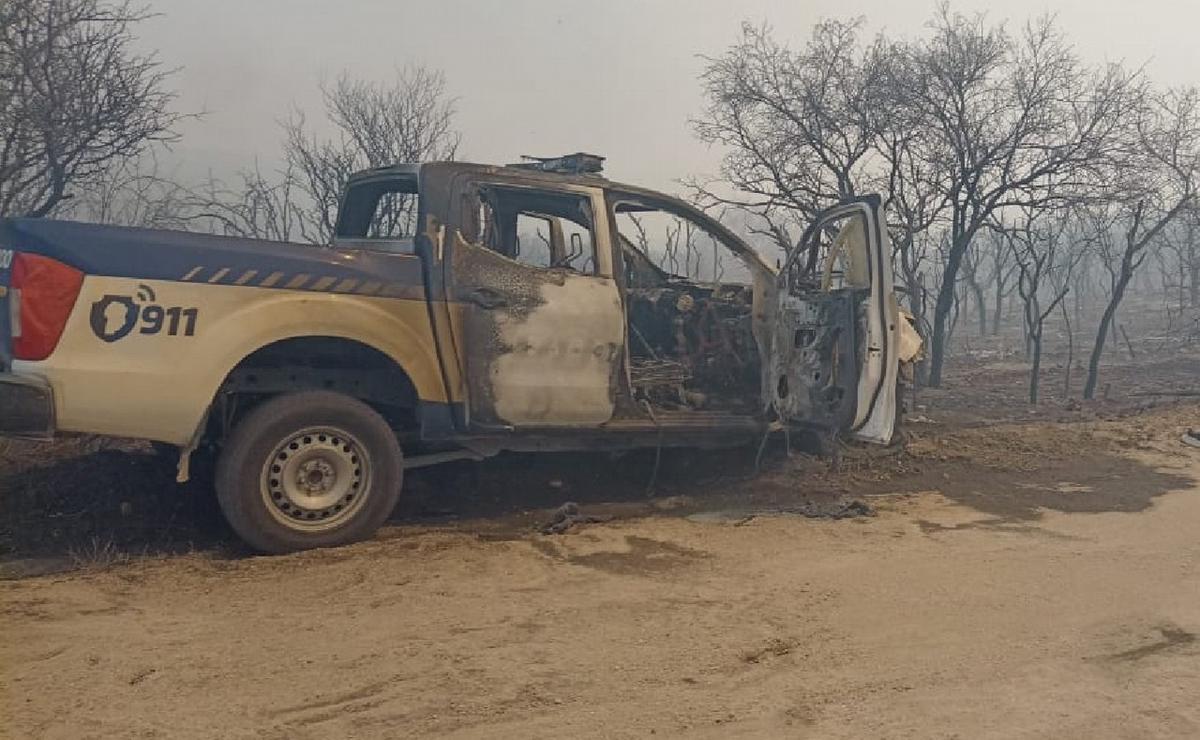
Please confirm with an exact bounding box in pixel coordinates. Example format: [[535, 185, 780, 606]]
[[3, 321, 1200, 738], [1, 340, 1196, 573]]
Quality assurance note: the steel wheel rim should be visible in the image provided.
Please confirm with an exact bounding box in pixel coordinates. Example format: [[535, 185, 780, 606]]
[[260, 426, 372, 532]]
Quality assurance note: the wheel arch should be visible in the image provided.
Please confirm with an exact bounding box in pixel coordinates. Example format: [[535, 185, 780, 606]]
[[204, 333, 428, 436]]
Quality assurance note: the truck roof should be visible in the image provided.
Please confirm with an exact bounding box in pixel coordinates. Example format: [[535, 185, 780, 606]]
[[346, 152, 607, 188], [342, 160, 770, 270], [345, 159, 708, 214], [345, 160, 607, 191]]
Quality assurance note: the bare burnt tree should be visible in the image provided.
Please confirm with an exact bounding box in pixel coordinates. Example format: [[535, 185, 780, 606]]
[[960, 247, 989, 337], [690, 19, 887, 254], [873, 81, 951, 380], [999, 207, 1084, 403], [1156, 205, 1199, 311], [623, 211, 727, 283], [901, 6, 1141, 386], [0, 0, 181, 218], [975, 229, 1020, 335], [283, 65, 460, 244], [1082, 87, 1200, 399], [1186, 208, 1200, 307], [183, 163, 307, 242], [51, 150, 189, 228], [932, 231, 966, 346], [691, 9, 1141, 388]]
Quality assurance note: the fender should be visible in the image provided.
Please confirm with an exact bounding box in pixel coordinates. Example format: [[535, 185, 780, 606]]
[[197, 288, 451, 406]]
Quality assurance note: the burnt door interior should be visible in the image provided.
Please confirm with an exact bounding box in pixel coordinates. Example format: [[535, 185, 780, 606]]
[[610, 197, 767, 419], [770, 197, 900, 443]]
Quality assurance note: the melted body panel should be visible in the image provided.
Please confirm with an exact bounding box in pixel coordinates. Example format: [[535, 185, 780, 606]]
[[442, 173, 626, 430], [451, 234, 623, 427], [492, 277, 623, 426], [768, 289, 862, 431]]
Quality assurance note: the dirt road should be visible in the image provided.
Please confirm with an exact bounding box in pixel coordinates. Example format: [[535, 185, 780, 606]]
[[2, 405, 1199, 739]]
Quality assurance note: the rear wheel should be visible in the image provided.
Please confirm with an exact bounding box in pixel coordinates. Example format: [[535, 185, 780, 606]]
[[215, 391, 403, 553]]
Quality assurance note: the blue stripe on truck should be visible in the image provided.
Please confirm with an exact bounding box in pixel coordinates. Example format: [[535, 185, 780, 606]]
[[0, 218, 426, 298]]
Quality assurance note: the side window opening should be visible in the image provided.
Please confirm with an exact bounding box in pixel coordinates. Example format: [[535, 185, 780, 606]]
[[334, 175, 419, 251], [515, 213, 555, 269], [470, 185, 598, 276], [611, 200, 762, 415], [369, 190, 418, 240], [613, 204, 753, 288], [786, 212, 872, 296]]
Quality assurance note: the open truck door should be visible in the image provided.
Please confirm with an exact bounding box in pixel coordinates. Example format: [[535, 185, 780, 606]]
[[769, 195, 906, 444]]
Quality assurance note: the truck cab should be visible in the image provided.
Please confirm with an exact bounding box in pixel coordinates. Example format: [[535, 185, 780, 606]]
[[335, 154, 914, 448]]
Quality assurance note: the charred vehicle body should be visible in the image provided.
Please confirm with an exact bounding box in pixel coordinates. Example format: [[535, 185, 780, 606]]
[[0, 154, 921, 552]]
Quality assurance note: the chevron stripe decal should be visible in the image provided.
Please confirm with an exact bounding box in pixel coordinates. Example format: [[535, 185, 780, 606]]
[[176, 263, 422, 299]]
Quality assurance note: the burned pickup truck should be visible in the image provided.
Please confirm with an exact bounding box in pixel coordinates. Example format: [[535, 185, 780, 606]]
[[0, 153, 920, 553]]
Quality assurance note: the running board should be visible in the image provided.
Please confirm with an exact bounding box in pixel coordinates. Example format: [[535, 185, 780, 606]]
[[403, 448, 492, 469], [600, 410, 762, 433]]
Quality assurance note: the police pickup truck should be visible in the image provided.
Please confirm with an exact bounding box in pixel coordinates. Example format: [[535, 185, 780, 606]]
[[0, 153, 920, 553]]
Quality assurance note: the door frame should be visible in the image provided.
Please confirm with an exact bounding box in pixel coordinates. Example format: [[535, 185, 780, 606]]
[[440, 172, 626, 431], [776, 195, 900, 443]]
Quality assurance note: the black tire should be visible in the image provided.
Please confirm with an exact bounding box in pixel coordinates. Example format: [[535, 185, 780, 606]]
[[215, 391, 403, 554]]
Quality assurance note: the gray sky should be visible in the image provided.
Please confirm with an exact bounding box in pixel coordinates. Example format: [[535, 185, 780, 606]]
[[143, 0, 1199, 193]]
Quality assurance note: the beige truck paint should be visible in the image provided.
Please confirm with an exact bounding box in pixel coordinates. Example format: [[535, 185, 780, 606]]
[[849, 211, 900, 444], [828, 204, 900, 444], [15, 275, 456, 444]]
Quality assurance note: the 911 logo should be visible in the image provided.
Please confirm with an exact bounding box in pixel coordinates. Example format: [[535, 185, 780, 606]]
[[90, 284, 199, 343]]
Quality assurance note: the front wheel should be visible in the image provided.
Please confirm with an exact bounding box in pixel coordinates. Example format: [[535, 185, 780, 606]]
[[215, 391, 403, 554]]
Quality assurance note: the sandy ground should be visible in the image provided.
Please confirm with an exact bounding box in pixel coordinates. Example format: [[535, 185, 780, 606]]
[[2, 404, 1198, 739]]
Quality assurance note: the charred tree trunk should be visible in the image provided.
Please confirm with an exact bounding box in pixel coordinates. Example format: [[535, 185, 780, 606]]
[[928, 294, 953, 387], [1072, 273, 1084, 328], [1189, 214, 1200, 306], [948, 283, 965, 352], [928, 228, 973, 387], [1061, 299, 1074, 399], [1021, 284, 1042, 402], [992, 267, 1007, 335], [970, 278, 987, 336], [1029, 328, 1043, 404], [1084, 262, 1132, 400], [962, 251, 988, 336]]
